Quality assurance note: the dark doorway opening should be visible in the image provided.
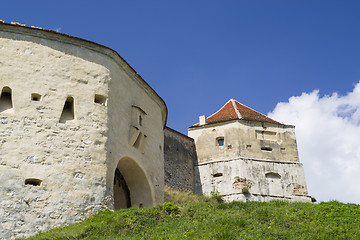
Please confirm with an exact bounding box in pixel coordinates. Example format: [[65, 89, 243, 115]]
[[114, 168, 131, 209]]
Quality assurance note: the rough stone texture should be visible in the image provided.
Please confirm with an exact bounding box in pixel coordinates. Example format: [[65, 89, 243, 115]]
[[189, 119, 311, 202], [164, 127, 197, 191], [195, 158, 310, 202], [0, 23, 166, 240]]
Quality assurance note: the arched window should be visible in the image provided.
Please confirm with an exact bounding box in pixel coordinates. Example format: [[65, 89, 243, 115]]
[[31, 93, 42, 101], [0, 86, 13, 113], [59, 96, 75, 123], [265, 172, 281, 179]]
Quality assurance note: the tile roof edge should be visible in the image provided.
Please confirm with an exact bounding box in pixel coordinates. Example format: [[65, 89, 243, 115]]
[[233, 99, 282, 125], [204, 99, 233, 121], [230, 98, 242, 119], [188, 118, 293, 129]]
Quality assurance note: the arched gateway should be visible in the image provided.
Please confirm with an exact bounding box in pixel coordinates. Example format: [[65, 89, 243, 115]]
[[113, 157, 153, 209]]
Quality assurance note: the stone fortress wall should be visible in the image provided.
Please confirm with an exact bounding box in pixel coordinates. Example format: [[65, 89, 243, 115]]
[[0, 22, 167, 240], [164, 127, 197, 192]]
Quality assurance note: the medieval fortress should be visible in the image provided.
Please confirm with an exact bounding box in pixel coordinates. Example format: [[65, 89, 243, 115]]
[[0, 22, 310, 239]]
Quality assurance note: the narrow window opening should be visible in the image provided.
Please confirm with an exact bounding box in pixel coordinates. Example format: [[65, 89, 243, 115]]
[[265, 172, 281, 179], [133, 133, 143, 149], [227, 144, 232, 149], [94, 94, 107, 106], [280, 148, 286, 153], [246, 145, 252, 149], [0, 87, 13, 113], [261, 147, 272, 152], [217, 137, 224, 147], [25, 178, 42, 186], [213, 173, 223, 177], [59, 96, 75, 123], [31, 93, 41, 101], [139, 115, 142, 126]]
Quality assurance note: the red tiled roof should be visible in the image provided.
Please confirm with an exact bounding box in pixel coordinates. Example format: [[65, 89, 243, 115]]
[[190, 99, 282, 128]]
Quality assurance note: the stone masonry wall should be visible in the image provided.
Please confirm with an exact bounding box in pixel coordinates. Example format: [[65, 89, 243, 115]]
[[164, 127, 197, 192]]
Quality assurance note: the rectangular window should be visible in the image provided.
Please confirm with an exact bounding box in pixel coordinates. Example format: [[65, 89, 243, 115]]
[[217, 137, 224, 146]]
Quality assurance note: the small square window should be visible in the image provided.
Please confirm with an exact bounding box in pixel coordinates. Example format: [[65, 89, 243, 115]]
[[94, 94, 107, 106], [31, 93, 41, 101], [217, 137, 224, 146]]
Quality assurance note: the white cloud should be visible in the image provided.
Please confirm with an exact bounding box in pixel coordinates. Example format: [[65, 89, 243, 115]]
[[268, 81, 360, 204], [53, 27, 61, 33]]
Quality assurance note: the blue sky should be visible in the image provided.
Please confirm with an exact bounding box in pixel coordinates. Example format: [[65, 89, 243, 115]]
[[2, 1, 359, 132], [2, 1, 360, 203]]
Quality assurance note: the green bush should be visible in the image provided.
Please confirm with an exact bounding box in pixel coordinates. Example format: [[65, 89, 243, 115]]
[[210, 190, 223, 203], [162, 202, 180, 215], [242, 187, 250, 194]]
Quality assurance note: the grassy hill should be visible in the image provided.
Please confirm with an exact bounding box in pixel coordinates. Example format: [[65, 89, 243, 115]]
[[25, 189, 360, 240]]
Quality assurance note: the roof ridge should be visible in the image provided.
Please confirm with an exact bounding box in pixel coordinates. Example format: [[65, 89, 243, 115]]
[[233, 99, 280, 123], [189, 98, 284, 129], [205, 99, 233, 120], [230, 99, 242, 119]]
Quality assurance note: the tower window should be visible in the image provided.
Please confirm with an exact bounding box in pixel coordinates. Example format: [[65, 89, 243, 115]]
[[139, 115, 142, 126], [0, 86, 13, 113], [31, 93, 41, 101], [59, 96, 75, 123], [217, 137, 224, 146], [94, 94, 107, 106], [213, 173, 223, 177], [261, 147, 272, 152], [265, 172, 281, 179], [25, 178, 42, 186]]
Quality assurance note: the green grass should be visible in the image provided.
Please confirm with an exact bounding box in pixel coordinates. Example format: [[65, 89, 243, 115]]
[[25, 191, 360, 240]]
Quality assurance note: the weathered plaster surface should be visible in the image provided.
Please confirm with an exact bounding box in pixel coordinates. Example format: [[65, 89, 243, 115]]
[[189, 120, 299, 164], [195, 158, 309, 202], [0, 23, 166, 240]]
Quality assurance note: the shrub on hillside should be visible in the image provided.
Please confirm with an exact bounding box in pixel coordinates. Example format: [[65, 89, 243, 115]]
[[162, 202, 180, 215]]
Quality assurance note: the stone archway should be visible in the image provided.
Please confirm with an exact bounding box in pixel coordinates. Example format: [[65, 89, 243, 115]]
[[113, 157, 153, 209]]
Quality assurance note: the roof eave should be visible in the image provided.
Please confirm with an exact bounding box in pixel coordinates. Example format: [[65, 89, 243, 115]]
[[188, 119, 292, 130]]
